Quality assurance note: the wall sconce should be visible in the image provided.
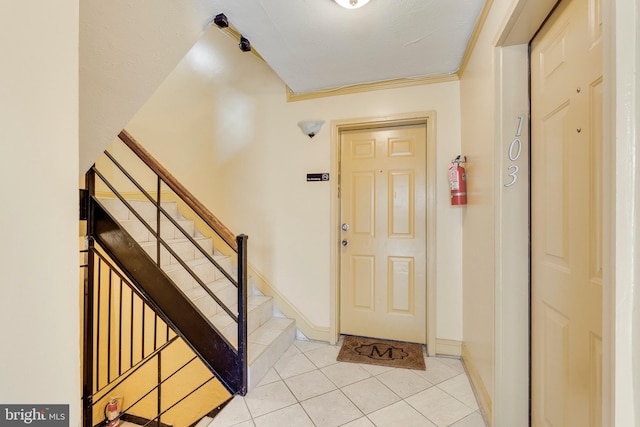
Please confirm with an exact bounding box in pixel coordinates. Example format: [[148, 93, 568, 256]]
[[335, 0, 370, 9], [297, 120, 325, 138]]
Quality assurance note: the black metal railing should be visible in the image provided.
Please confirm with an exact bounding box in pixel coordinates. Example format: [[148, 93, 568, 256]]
[[82, 130, 249, 425], [81, 246, 230, 427]]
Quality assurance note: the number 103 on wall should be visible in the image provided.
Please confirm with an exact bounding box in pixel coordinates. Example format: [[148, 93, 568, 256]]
[[504, 115, 524, 188]]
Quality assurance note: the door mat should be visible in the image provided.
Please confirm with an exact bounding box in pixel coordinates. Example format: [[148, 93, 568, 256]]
[[336, 335, 426, 370]]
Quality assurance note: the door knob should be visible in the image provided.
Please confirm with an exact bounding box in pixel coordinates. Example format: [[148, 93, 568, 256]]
[[341, 223, 350, 231], [341, 239, 350, 247]]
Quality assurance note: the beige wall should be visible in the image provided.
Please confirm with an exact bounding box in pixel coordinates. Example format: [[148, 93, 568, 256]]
[[461, 1, 640, 426], [459, 0, 554, 423], [79, 0, 223, 173], [125, 26, 464, 344], [0, 1, 80, 424], [460, 0, 503, 410]]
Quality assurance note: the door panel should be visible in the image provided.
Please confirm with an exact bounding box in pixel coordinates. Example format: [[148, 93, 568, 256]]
[[531, 0, 603, 425], [340, 125, 426, 343]]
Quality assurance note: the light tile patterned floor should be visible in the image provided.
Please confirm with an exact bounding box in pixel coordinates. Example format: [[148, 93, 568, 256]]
[[205, 338, 487, 427]]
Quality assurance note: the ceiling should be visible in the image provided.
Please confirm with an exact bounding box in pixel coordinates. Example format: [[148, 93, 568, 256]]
[[212, 0, 487, 94]]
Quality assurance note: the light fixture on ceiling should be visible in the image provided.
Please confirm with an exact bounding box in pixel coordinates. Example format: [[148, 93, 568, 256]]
[[335, 0, 370, 9], [213, 13, 229, 28], [297, 120, 325, 138], [239, 35, 251, 52]]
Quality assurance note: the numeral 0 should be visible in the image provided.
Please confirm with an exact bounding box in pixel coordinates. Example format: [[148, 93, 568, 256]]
[[508, 138, 522, 161]]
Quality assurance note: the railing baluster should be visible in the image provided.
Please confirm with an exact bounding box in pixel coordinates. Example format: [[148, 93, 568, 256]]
[[119, 278, 123, 376], [96, 257, 102, 390], [130, 287, 134, 369], [154, 313, 158, 351], [83, 169, 96, 427], [142, 303, 146, 360], [157, 351, 162, 427], [237, 234, 248, 395], [82, 243, 95, 427], [157, 176, 161, 267], [107, 269, 113, 383]]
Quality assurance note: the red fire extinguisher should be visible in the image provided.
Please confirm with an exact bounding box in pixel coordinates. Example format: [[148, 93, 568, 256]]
[[449, 155, 467, 205], [104, 397, 122, 427]]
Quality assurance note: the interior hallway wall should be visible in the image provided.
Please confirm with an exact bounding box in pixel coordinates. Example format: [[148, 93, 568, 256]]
[[459, 0, 530, 419], [79, 0, 228, 174], [125, 26, 464, 344], [0, 1, 80, 423]]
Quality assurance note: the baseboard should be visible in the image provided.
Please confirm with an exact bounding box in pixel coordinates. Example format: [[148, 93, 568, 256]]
[[248, 266, 330, 342], [435, 338, 462, 356], [119, 413, 172, 427], [461, 343, 493, 427]]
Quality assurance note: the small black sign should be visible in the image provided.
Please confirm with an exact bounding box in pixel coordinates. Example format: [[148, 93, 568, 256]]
[[307, 173, 330, 182]]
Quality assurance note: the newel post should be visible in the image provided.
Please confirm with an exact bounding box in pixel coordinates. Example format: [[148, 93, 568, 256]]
[[236, 234, 248, 395]]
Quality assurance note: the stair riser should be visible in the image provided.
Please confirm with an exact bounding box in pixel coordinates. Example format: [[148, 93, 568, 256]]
[[140, 239, 214, 266], [165, 258, 235, 290], [202, 296, 274, 345], [100, 198, 179, 222], [248, 322, 296, 390], [121, 219, 196, 242]]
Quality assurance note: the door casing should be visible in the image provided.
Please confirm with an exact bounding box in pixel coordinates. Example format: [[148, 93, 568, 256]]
[[490, 0, 616, 425], [329, 111, 437, 356]]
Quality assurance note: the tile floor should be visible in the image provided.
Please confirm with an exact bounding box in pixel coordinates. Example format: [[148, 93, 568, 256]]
[[204, 338, 487, 427]]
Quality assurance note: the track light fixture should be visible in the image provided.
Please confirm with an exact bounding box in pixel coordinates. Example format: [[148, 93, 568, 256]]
[[239, 36, 251, 52], [213, 13, 228, 28], [212, 12, 251, 53]]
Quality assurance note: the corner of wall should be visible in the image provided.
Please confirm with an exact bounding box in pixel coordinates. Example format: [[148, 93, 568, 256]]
[[462, 343, 493, 426], [249, 266, 330, 342]]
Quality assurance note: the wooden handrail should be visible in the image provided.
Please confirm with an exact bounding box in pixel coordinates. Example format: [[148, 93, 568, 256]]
[[118, 129, 237, 251]]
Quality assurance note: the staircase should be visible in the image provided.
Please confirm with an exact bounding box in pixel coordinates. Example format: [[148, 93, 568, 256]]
[[99, 197, 296, 390]]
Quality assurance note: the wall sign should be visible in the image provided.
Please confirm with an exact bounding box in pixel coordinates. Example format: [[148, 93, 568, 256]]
[[504, 115, 524, 188], [307, 173, 330, 182]]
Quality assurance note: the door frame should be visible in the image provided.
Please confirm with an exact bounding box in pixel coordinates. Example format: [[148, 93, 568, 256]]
[[489, 2, 560, 424], [491, 0, 632, 424], [328, 111, 437, 356]]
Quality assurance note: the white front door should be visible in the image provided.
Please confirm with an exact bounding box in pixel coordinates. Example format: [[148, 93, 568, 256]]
[[339, 124, 427, 343], [531, 0, 603, 425]]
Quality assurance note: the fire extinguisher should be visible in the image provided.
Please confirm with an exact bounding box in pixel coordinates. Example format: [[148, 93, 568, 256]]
[[104, 397, 122, 427], [449, 155, 467, 206]]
